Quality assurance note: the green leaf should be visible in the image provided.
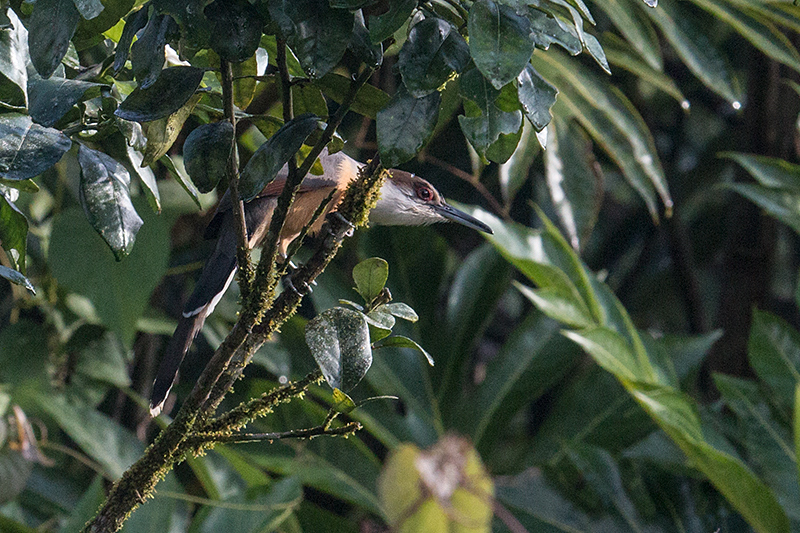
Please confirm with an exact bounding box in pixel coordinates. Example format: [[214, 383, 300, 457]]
[[692, 0, 800, 74], [206, 0, 264, 63], [292, 83, 329, 119], [27, 74, 107, 127], [198, 477, 303, 533], [516, 281, 594, 328], [795, 383, 800, 493], [728, 183, 800, 235], [544, 118, 600, 249], [160, 153, 202, 209], [532, 51, 671, 219], [526, 8, 582, 55], [382, 302, 418, 322], [74, 0, 137, 51], [281, 0, 354, 78], [373, 335, 434, 367], [153, 0, 212, 50], [498, 121, 537, 204], [0, 450, 32, 505], [141, 93, 202, 166], [67, 325, 130, 388], [748, 310, 800, 406], [723, 152, 800, 191], [348, 10, 383, 69], [315, 72, 390, 119], [352, 257, 388, 304], [0, 190, 28, 273], [0, 265, 34, 294], [306, 307, 372, 391], [115, 66, 205, 122], [27, 0, 80, 78], [398, 17, 469, 98], [367, 0, 416, 43], [564, 327, 649, 382], [239, 113, 319, 201], [49, 204, 171, 347], [184, 121, 234, 193], [0, 9, 28, 111], [130, 13, 170, 89], [592, 0, 662, 69], [468, 0, 534, 89], [77, 145, 143, 260], [0, 113, 72, 181], [644, 0, 742, 104], [457, 68, 522, 161], [516, 64, 557, 132], [112, 5, 149, 74], [377, 86, 440, 167], [332, 388, 357, 414]]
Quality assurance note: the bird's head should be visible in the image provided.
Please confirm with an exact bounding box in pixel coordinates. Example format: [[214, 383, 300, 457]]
[[368, 170, 493, 234]]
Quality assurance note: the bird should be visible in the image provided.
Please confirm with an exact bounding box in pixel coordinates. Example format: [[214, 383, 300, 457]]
[[150, 149, 493, 416]]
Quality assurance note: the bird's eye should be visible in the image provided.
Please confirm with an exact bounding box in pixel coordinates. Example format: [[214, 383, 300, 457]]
[[416, 186, 433, 202]]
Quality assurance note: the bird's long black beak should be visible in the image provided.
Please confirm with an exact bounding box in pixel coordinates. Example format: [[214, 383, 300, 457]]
[[435, 203, 493, 234]]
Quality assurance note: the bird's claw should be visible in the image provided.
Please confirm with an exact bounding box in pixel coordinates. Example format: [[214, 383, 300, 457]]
[[331, 212, 355, 237], [284, 276, 312, 296]]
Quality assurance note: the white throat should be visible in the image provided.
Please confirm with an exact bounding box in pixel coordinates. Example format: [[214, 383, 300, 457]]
[[368, 179, 442, 227]]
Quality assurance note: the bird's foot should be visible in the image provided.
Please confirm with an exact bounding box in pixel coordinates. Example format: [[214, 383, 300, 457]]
[[331, 212, 355, 237], [284, 275, 313, 296]]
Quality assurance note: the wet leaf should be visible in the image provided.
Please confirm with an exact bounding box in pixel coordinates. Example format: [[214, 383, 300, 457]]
[[239, 113, 319, 201], [468, 0, 534, 89], [526, 8, 582, 55], [77, 145, 143, 260], [377, 86, 440, 167], [0, 9, 28, 111], [0, 113, 72, 181], [306, 307, 372, 391], [183, 121, 234, 193], [398, 18, 468, 98], [27, 0, 80, 78], [115, 66, 205, 123]]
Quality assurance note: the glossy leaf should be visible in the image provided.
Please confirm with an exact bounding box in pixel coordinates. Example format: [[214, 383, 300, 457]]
[[0, 113, 72, 181], [305, 307, 372, 391], [0, 265, 34, 294], [377, 87, 440, 167], [373, 335, 434, 367], [141, 93, 202, 166], [130, 13, 170, 89], [115, 66, 205, 123], [77, 145, 143, 260], [49, 204, 171, 346], [516, 64, 557, 132], [382, 302, 418, 322], [206, 0, 263, 63], [692, 0, 800, 74], [526, 8, 582, 55], [183, 121, 234, 193], [352, 257, 388, 304], [281, 0, 354, 78], [27, 0, 80, 78], [645, 0, 742, 104], [0, 9, 28, 111], [398, 18, 469, 98], [113, 6, 149, 74], [544, 118, 600, 249], [748, 310, 800, 406], [367, 0, 416, 43], [27, 74, 107, 127], [239, 113, 319, 201], [468, 0, 534, 89], [458, 68, 522, 161], [0, 190, 28, 273], [316, 72, 390, 119]]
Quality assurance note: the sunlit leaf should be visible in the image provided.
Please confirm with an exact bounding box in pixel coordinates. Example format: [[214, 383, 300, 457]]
[[306, 307, 372, 391], [0, 265, 34, 294], [352, 257, 388, 304]]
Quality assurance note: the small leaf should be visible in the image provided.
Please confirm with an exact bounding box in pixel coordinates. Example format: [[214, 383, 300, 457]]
[[728, 183, 800, 235], [0, 265, 34, 294], [367, 0, 416, 43], [468, 0, 534, 89], [239, 113, 319, 202], [352, 257, 388, 303], [27, 0, 80, 78], [0, 189, 28, 273], [77, 145, 143, 260], [516, 64, 557, 132], [373, 335, 434, 366], [377, 86, 440, 167], [0, 9, 29, 111], [398, 17, 469, 98], [115, 66, 205, 123], [130, 13, 171, 89], [332, 388, 357, 413], [183, 121, 234, 193], [0, 113, 72, 181], [305, 307, 372, 391], [382, 302, 418, 322], [206, 0, 263, 63], [292, 83, 329, 118]]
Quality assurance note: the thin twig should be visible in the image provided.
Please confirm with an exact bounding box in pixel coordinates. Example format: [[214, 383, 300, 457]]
[[190, 421, 361, 445]]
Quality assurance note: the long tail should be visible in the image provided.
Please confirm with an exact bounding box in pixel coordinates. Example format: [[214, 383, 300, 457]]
[[149, 221, 238, 416]]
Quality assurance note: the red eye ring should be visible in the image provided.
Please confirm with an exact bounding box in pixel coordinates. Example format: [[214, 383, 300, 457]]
[[416, 186, 433, 201]]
